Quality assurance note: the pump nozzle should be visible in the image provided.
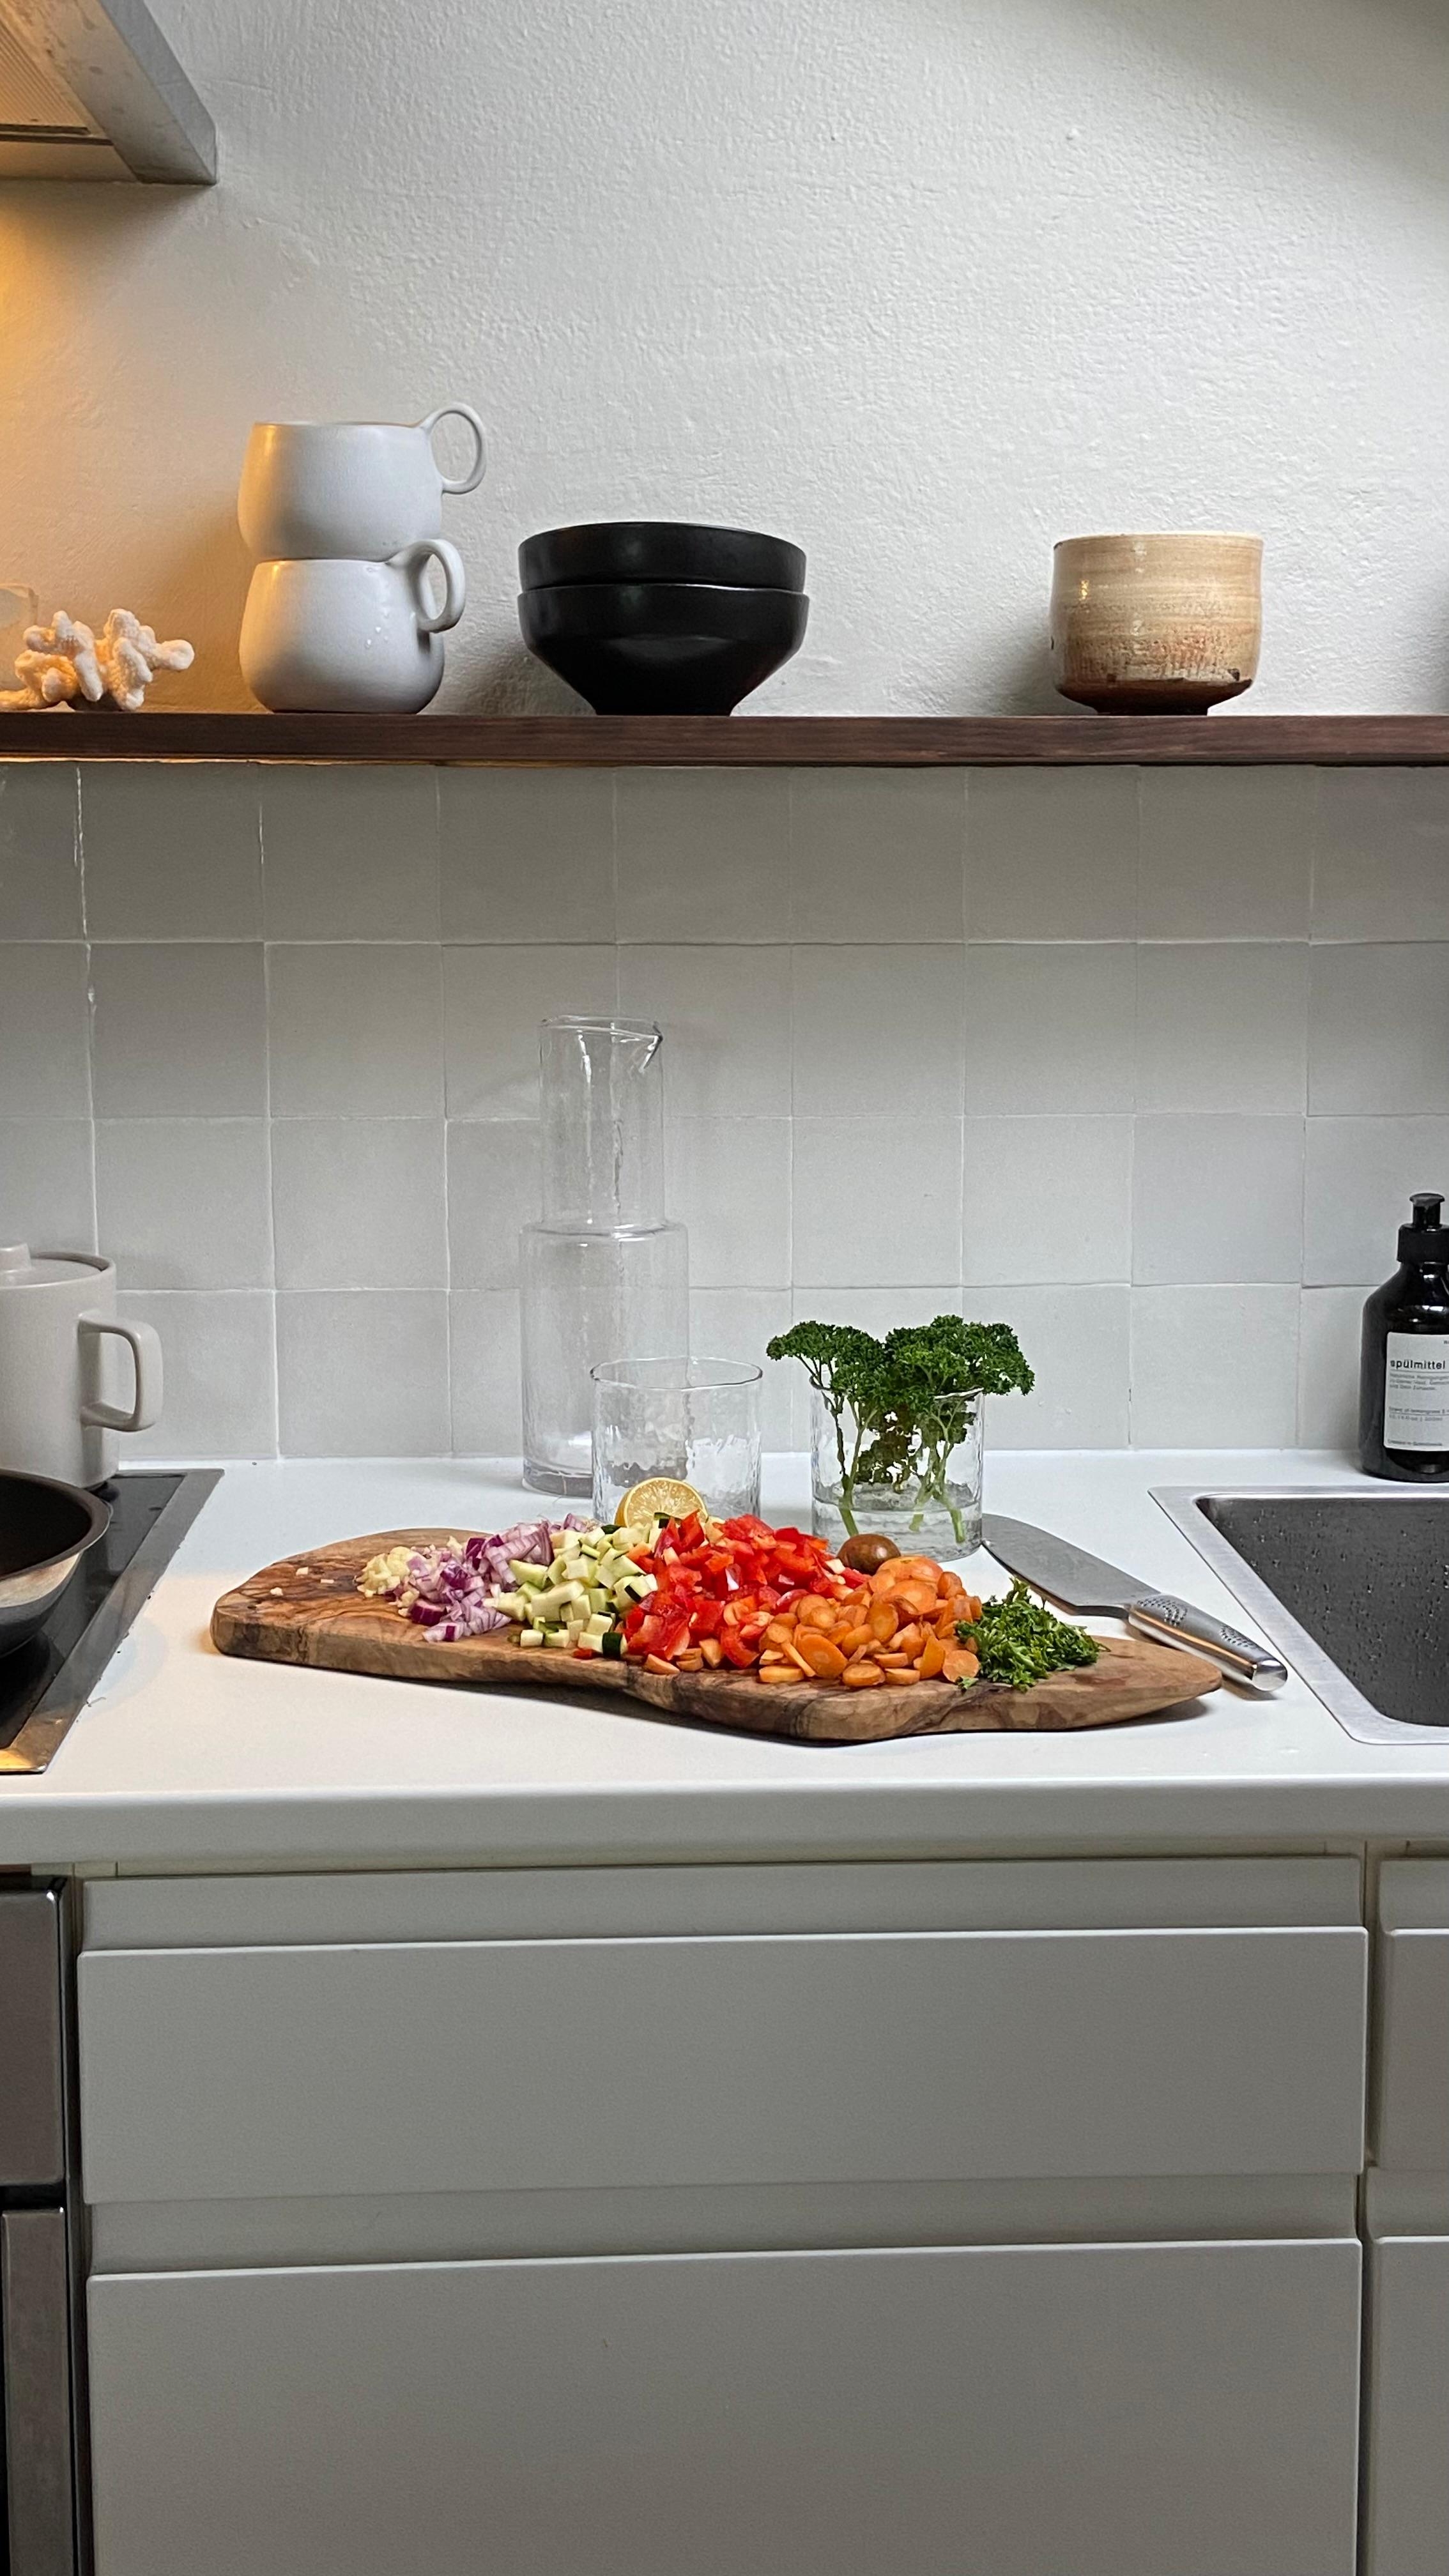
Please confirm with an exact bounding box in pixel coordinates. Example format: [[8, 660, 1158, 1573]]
[[1399, 1193, 1449, 1264]]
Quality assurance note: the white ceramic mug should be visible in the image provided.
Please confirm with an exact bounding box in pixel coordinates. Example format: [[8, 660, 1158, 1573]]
[[238, 406, 487, 562], [239, 540, 467, 714], [0, 1247, 162, 1489]]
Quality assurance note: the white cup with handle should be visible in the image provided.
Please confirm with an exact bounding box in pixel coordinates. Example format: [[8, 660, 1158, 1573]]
[[238, 404, 487, 563], [0, 1247, 162, 1489], [240, 539, 468, 713]]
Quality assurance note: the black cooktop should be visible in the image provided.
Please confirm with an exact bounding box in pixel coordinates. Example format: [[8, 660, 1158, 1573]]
[[0, 1469, 220, 1774]]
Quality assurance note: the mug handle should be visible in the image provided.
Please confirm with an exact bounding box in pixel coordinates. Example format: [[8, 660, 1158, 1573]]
[[78, 1315, 164, 1434], [392, 537, 467, 637], [418, 402, 487, 495]]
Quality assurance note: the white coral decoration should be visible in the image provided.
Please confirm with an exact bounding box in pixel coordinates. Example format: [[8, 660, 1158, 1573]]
[[0, 609, 194, 712], [95, 610, 195, 710]]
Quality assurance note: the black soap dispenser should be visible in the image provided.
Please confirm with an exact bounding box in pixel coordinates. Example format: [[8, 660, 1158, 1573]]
[[1360, 1193, 1449, 1479]]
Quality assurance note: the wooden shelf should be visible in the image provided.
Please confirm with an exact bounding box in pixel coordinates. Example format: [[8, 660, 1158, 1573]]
[[1, 712, 1448, 766]]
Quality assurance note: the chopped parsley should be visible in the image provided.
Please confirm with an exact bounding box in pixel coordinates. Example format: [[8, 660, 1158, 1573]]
[[955, 1580, 1100, 1690]]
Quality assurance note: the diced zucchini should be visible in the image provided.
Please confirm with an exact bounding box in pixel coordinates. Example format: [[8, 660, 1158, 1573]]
[[518, 1628, 544, 1648]]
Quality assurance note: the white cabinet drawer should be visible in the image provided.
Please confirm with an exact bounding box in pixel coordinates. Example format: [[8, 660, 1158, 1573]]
[[79, 1924, 1367, 2205], [88, 2239, 1361, 2576], [1365, 2236, 1449, 2576], [1377, 1864, 1449, 2170]]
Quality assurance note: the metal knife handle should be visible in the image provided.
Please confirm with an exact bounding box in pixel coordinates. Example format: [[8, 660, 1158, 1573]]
[[1126, 1594, 1289, 1692]]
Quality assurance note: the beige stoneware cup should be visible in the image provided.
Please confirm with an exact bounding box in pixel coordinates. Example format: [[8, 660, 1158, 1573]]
[[1049, 532, 1263, 714]]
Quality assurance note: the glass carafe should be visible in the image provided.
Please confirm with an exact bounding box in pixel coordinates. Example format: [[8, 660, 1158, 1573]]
[[520, 1016, 689, 1492]]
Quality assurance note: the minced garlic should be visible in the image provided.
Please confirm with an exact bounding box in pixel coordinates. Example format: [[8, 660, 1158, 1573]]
[[357, 1545, 417, 1600]]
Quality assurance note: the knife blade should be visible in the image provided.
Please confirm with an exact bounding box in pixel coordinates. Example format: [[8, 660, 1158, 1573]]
[[981, 1514, 1288, 1692]]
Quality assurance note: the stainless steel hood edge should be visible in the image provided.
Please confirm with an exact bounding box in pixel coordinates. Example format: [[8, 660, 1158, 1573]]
[[0, 0, 215, 182]]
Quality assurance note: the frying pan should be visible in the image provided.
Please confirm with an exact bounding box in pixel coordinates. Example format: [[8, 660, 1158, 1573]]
[[0, 1469, 110, 1655]]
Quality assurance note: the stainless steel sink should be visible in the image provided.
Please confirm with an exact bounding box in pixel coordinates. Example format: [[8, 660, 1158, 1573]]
[[1154, 1486, 1449, 1744]]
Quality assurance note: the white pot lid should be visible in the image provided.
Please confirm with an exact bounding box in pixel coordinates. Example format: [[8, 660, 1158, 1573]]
[[0, 1243, 105, 1287]]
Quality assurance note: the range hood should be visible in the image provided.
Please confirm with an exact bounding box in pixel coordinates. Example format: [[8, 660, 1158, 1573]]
[[0, 0, 214, 180]]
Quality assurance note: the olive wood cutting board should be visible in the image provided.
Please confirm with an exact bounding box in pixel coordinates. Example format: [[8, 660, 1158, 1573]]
[[210, 1529, 1222, 1742]]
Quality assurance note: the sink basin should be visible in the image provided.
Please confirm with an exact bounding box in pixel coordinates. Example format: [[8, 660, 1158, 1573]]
[[1154, 1487, 1449, 1744]]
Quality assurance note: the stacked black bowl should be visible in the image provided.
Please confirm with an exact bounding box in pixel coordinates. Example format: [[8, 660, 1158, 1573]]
[[518, 521, 808, 715]]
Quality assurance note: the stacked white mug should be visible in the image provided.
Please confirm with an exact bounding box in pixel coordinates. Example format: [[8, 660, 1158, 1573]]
[[238, 404, 486, 712]]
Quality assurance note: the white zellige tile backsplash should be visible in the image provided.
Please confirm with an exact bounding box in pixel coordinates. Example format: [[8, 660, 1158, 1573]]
[[0, 757, 1430, 1458]]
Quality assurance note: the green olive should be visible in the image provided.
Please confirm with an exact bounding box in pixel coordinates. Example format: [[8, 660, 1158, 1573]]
[[838, 1532, 901, 1575]]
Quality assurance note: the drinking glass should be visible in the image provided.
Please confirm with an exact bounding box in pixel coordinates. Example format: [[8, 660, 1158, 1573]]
[[0, 585, 37, 682], [591, 1358, 762, 1523]]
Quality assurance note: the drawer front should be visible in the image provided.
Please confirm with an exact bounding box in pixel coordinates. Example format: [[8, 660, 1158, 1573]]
[[79, 1925, 1367, 2205], [1365, 2237, 1449, 2576], [88, 2239, 1361, 2576], [1377, 1929, 1449, 2168]]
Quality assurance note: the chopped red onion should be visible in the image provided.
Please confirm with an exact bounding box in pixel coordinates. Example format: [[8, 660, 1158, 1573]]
[[399, 1517, 586, 1640]]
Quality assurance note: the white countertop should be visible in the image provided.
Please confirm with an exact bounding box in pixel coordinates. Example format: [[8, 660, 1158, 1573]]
[[2, 1451, 1445, 1873]]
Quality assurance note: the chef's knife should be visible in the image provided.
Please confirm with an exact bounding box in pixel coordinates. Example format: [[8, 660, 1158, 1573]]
[[981, 1514, 1288, 1692]]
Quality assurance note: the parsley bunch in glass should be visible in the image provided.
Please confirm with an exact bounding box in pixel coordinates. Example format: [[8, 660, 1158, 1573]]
[[766, 1314, 1034, 1545]]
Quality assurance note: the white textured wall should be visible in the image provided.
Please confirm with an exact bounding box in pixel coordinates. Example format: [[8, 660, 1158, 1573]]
[[1, 0, 1447, 710]]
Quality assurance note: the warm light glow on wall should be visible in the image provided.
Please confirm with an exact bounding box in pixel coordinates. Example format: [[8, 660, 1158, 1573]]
[[0, 204, 41, 322]]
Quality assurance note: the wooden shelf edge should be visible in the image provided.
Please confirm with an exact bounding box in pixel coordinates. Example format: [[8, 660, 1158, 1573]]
[[1, 712, 1448, 766]]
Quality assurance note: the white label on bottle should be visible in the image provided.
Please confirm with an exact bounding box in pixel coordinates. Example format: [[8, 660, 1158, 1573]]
[[1385, 1333, 1449, 1449]]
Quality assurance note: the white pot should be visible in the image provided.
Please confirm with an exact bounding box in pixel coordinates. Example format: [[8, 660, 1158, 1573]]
[[0, 1247, 163, 1489], [239, 542, 467, 714], [238, 406, 487, 563]]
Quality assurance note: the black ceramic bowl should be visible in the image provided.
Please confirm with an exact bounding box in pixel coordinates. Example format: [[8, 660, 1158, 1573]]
[[518, 579, 809, 716], [519, 521, 806, 595]]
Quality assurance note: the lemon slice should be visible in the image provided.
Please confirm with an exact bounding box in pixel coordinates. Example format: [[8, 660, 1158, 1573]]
[[619, 1476, 708, 1526]]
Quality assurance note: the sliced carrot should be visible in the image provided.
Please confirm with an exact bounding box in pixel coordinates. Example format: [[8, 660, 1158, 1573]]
[[797, 1634, 848, 1680], [892, 1621, 925, 1659], [876, 1650, 911, 1669], [917, 1632, 947, 1678], [795, 1597, 836, 1631], [841, 1660, 885, 1688], [867, 1597, 899, 1643], [838, 1622, 873, 1655], [676, 1648, 705, 1670], [756, 1664, 797, 1684], [645, 1653, 679, 1676], [883, 1667, 923, 1685], [700, 1637, 723, 1667], [892, 1580, 938, 1620], [942, 1647, 979, 1682]]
